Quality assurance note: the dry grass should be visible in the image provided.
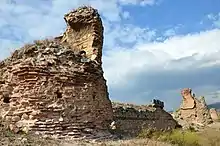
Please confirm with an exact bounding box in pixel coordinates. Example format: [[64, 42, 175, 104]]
[[1, 114, 220, 146], [138, 125, 220, 146], [98, 139, 172, 146], [198, 128, 220, 146], [2, 126, 220, 146]]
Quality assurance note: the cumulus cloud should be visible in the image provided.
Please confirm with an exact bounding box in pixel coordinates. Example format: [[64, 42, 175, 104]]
[[103, 29, 220, 110], [0, 0, 158, 59]]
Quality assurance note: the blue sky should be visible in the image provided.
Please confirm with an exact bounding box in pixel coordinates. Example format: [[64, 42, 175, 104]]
[[0, 0, 220, 111]]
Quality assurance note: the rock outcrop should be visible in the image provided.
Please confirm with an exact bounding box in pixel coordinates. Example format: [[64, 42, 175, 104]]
[[174, 88, 213, 128], [111, 101, 179, 137], [0, 6, 113, 139]]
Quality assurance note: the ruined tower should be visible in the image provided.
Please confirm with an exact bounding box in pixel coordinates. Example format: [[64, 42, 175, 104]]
[[174, 88, 212, 127], [0, 6, 113, 139], [59, 6, 103, 64]]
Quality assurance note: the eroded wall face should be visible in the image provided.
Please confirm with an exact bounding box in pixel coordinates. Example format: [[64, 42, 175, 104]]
[[112, 103, 178, 136], [0, 64, 112, 138], [64, 25, 92, 53], [209, 108, 219, 121], [0, 37, 113, 138], [174, 89, 213, 126], [0, 6, 113, 139], [61, 6, 104, 63]]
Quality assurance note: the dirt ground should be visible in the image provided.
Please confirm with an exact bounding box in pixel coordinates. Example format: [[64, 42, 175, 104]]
[[2, 122, 220, 146], [0, 127, 171, 146]]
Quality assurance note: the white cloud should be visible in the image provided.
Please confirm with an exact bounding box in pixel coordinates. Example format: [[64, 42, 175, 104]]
[[0, 0, 158, 60], [118, 0, 157, 5], [164, 28, 176, 37], [103, 28, 220, 109], [207, 13, 220, 28], [103, 29, 220, 86]]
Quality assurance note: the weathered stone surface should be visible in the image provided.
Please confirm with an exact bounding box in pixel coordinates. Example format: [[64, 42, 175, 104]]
[[180, 88, 195, 109], [209, 108, 219, 121], [174, 88, 213, 129], [0, 6, 113, 139], [111, 102, 179, 136], [60, 6, 103, 64], [151, 99, 164, 109], [0, 5, 180, 140]]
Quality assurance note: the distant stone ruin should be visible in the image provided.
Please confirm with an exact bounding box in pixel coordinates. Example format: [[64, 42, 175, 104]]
[[174, 88, 213, 128], [180, 88, 195, 109], [0, 6, 113, 139], [151, 99, 164, 109], [209, 108, 219, 121], [111, 101, 179, 136]]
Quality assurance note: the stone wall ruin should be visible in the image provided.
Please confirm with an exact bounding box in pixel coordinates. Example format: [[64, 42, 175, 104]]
[[209, 108, 219, 121], [151, 99, 164, 109], [0, 6, 113, 139], [174, 88, 213, 128], [59, 6, 103, 64], [111, 101, 179, 136], [0, 6, 181, 139]]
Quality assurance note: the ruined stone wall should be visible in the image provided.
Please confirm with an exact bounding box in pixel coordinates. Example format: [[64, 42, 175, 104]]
[[60, 6, 103, 63], [0, 6, 113, 139], [111, 102, 178, 136], [209, 108, 219, 121], [0, 41, 113, 139], [174, 88, 213, 127], [151, 99, 164, 109]]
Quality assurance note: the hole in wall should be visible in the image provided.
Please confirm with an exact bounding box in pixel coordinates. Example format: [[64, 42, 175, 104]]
[[92, 92, 96, 100], [62, 126, 67, 130], [55, 89, 62, 99], [3, 94, 10, 103]]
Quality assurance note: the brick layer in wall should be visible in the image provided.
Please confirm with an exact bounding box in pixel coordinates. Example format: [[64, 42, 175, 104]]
[[112, 103, 178, 136], [0, 40, 113, 139], [62, 6, 104, 63]]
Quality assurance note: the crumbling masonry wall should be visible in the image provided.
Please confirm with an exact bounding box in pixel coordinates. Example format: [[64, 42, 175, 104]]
[[60, 6, 103, 64], [209, 108, 219, 121], [0, 6, 113, 139], [0, 6, 180, 139], [174, 88, 213, 127], [111, 102, 179, 136]]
